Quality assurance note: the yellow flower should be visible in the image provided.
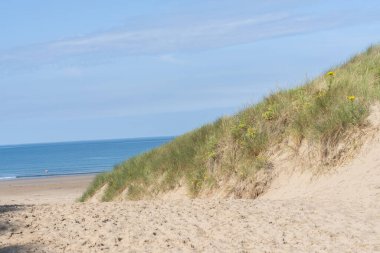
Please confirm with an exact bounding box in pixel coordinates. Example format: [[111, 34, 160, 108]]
[[327, 71, 335, 77], [347, 95, 356, 102], [246, 127, 256, 139]]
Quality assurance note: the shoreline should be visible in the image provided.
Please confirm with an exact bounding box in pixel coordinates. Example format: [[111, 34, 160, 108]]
[[0, 173, 96, 205], [0, 171, 101, 181]]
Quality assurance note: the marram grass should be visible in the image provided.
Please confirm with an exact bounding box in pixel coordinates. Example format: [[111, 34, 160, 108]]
[[80, 45, 380, 202]]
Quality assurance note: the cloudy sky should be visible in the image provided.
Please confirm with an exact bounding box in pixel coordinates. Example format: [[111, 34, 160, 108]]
[[1, 0, 380, 145]]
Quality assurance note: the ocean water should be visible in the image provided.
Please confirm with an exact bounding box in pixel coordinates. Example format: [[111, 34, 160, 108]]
[[0, 137, 174, 180]]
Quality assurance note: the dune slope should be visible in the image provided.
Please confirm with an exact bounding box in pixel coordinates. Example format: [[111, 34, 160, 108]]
[[1, 107, 379, 252], [82, 45, 380, 202]]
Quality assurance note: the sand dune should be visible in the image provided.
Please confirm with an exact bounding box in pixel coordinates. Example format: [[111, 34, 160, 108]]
[[1, 136, 379, 252], [1, 118, 380, 252]]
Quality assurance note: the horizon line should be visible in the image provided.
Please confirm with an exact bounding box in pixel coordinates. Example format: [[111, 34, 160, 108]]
[[0, 135, 177, 148]]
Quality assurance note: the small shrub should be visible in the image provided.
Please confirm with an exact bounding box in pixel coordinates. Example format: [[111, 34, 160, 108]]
[[262, 105, 276, 121]]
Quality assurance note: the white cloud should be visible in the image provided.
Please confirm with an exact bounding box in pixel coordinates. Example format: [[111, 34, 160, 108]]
[[0, 6, 379, 72]]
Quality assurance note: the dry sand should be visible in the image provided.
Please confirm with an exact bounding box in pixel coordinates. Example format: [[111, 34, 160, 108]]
[[1, 134, 380, 252], [0, 174, 95, 205]]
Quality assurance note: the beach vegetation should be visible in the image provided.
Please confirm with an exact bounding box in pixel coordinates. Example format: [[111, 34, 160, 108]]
[[80, 45, 380, 202]]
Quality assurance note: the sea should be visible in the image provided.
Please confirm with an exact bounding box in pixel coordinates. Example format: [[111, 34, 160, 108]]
[[0, 136, 174, 180]]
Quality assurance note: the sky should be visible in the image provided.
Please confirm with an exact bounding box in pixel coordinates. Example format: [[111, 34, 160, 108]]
[[1, 0, 380, 145]]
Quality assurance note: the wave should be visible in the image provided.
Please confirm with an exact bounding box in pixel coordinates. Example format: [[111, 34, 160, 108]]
[[22, 171, 102, 179], [0, 176, 17, 180], [0, 171, 103, 181]]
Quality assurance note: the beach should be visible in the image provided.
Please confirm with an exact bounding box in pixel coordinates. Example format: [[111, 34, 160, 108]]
[[0, 174, 95, 205], [1, 133, 379, 252]]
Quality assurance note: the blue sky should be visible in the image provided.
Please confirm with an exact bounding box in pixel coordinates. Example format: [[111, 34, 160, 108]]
[[1, 0, 380, 145]]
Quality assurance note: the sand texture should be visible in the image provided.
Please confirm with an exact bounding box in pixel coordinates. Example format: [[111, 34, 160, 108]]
[[1, 125, 380, 252], [0, 174, 95, 205], [1, 194, 379, 253]]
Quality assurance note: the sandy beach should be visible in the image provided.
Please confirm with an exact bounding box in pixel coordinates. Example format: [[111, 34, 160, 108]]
[[0, 174, 95, 205]]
